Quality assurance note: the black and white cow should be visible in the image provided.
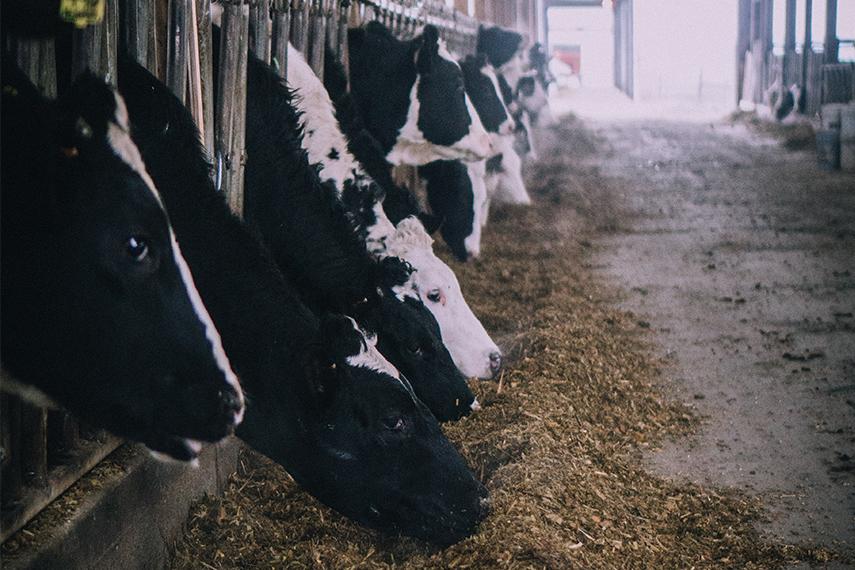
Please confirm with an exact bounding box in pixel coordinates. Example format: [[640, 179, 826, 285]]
[[117, 56, 488, 544], [1, 63, 244, 462], [315, 47, 504, 379], [219, 38, 481, 419], [348, 22, 492, 166], [476, 25, 526, 93]]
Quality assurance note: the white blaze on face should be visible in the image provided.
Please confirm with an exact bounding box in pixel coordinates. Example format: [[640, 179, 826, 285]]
[[106, 91, 245, 425], [387, 41, 493, 166], [385, 218, 500, 379], [481, 63, 516, 139], [464, 160, 487, 259], [343, 317, 402, 382], [486, 135, 530, 206]]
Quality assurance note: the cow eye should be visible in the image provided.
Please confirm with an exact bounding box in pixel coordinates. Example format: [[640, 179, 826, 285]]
[[126, 236, 149, 262], [381, 416, 406, 432], [407, 344, 424, 357], [426, 289, 442, 303]]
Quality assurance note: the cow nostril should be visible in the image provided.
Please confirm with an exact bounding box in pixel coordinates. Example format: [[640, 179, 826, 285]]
[[219, 389, 243, 420], [489, 352, 502, 375]]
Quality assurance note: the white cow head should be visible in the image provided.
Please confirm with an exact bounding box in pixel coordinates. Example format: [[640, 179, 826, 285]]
[[386, 217, 502, 379]]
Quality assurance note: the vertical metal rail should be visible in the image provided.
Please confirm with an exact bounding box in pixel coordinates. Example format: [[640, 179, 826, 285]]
[[216, 0, 251, 217], [271, 0, 292, 77]]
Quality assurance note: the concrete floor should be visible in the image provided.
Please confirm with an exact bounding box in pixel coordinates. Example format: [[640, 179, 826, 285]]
[[566, 92, 855, 556]]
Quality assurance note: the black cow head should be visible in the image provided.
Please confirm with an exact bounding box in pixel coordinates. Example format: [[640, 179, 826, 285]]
[[460, 53, 515, 138], [348, 22, 492, 166], [0, 66, 244, 462], [476, 25, 525, 90], [354, 284, 477, 422], [244, 314, 488, 545]]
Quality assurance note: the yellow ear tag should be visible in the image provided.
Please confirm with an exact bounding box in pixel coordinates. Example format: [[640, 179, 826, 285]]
[[61, 147, 80, 158], [59, 0, 105, 28]]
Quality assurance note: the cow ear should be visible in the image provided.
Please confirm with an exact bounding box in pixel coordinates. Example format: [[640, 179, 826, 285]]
[[417, 25, 440, 73], [377, 256, 413, 289]]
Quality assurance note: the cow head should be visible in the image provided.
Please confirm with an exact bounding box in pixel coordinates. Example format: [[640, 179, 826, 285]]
[[460, 53, 516, 144], [517, 74, 556, 127], [477, 25, 526, 91], [0, 68, 244, 462], [355, 282, 477, 422], [244, 314, 488, 545], [385, 217, 502, 380], [349, 22, 492, 166]]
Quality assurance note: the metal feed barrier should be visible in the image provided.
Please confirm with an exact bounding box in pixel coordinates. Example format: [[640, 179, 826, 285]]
[[1, 0, 536, 549]]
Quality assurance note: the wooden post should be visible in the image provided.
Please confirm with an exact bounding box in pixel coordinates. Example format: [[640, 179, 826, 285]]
[[824, 0, 838, 63], [216, 0, 250, 217], [194, 0, 216, 154], [271, 0, 291, 77], [47, 411, 79, 464], [250, 0, 272, 63], [308, 0, 326, 79], [166, 0, 190, 103], [120, 0, 156, 70], [1, 396, 23, 507], [19, 402, 47, 488]]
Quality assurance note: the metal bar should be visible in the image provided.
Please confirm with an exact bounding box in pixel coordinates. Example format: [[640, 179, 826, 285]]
[[824, 0, 838, 63], [271, 0, 291, 77], [250, 0, 272, 62], [803, 0, 813, 88]]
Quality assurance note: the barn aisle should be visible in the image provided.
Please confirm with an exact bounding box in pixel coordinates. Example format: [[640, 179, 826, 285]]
[[580, 107, 855, 557]]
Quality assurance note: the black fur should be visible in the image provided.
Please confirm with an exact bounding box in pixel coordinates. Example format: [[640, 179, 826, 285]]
[[418, 160, 476, 262], [476, 25, 523, 69], [460, 54, 509, 134], [1, 62, 241, 461], [118, 56, 487, 544], [227, 34, 476, 421]]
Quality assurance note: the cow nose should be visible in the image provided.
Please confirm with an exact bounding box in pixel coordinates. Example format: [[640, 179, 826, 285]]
[[218, 388, 244, 427], [489, 351, 502, 377]]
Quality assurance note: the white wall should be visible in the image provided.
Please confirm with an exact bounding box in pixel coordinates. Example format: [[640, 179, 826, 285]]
[[632, 1, 738, 105], [547, 5, 614, 87]]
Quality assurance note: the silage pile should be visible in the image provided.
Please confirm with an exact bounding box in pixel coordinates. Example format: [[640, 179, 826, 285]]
[[172, 116, 839, 569]]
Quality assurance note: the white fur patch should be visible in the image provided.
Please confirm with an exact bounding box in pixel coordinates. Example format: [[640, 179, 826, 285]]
[[344, 317, 401, 381], [463, 160, 487, 259], [487, 136, 530, 206], [385, 218, 500, 379], [107, 92, 244, 424], [481, 63, 516, 138], [387, 41, 493, 166]]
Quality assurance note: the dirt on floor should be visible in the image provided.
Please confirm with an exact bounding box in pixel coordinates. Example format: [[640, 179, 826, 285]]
[[583, 109, 855, 559], [170, 114, 851, 569]]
